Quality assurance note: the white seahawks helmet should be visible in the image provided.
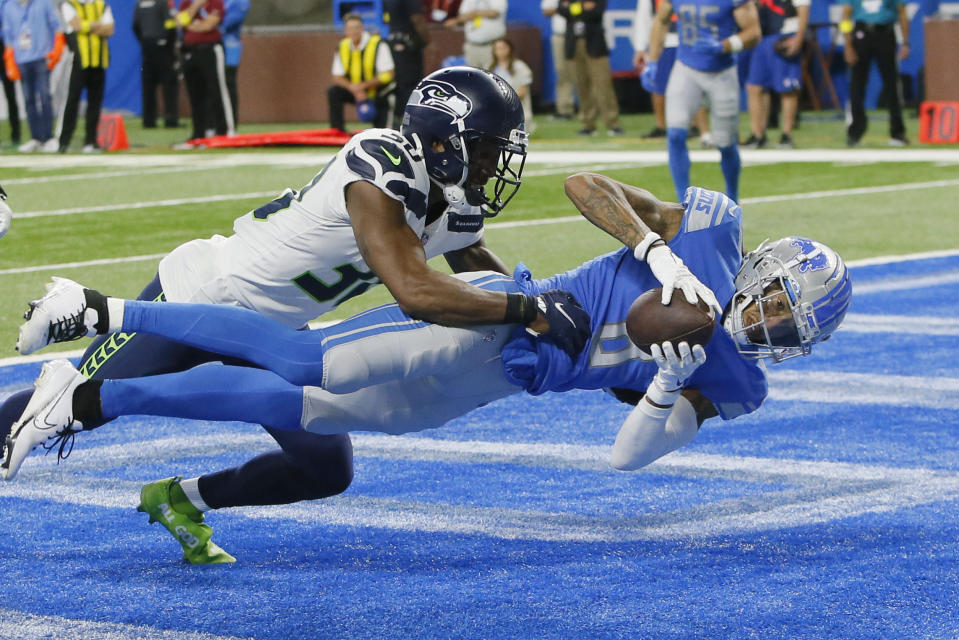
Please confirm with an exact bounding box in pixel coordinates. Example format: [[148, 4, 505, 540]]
[[723, 236, 852, 362]]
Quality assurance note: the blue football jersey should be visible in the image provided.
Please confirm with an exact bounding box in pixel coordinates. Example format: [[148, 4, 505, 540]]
[[675, 0, 749, 72], [502, 187, 767, 420]]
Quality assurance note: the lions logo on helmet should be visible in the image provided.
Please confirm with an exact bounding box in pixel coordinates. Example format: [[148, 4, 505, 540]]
[[408, 80, 473, 125]]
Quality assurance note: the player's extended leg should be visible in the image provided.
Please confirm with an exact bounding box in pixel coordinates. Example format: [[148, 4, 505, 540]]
[[707, 65, 742, 203], [664, 62, 703, 202], [20, 273, 521, 393]]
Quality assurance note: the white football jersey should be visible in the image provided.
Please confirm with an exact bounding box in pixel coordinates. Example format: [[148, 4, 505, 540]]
[[158, 129, 485, 328]]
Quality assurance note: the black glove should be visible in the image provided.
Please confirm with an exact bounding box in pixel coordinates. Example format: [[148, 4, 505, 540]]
[[533, 289, 592, 358]]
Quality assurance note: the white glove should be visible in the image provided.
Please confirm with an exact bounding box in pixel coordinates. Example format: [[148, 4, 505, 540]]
[[635, 232, 722, 317], [0, 196, 11, 239], [650, 341, 707, 391]]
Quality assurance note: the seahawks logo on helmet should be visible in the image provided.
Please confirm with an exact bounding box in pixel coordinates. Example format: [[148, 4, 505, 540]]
[[407, 80, 473, 124]]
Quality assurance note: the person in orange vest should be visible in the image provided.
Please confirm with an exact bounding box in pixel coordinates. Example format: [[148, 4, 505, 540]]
[[56, 0, 115, 153], [327, 13, 396, 133]]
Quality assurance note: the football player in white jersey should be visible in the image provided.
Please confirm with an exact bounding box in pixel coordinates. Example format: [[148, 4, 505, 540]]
[[0, 67, 591, 563]]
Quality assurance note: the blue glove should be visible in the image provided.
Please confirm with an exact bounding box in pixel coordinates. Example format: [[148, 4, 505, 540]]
[[693, 34, 724, 56], [532, 289, 592, 358], [640, 60, 657, 93]]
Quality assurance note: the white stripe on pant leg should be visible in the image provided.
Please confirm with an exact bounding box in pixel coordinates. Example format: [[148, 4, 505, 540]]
[[213, 43, 235, 136]]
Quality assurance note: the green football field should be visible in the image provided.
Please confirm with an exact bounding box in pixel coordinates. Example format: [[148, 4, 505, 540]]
[[1, 111, 958, 356]]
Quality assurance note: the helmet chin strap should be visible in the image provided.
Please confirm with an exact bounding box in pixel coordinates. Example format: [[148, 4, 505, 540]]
[[442, 183, 474, 215]]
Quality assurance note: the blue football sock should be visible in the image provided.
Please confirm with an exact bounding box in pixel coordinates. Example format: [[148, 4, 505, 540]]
[[100, 364, 304, 430], [718, 144, 741, 203], [667, 127, 690, 202], [122, 300, 326, 387]]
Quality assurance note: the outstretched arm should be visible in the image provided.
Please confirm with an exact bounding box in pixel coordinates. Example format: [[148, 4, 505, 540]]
[[610, 343, 718, 470], [564, 171, 684, 246], [565, 172, 721, 314]]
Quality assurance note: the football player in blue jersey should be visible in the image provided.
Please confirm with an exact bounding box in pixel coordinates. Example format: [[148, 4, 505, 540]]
[[6, 172, 851, 563], [0, 67, 592, 564], [645, 0, 761, 202]]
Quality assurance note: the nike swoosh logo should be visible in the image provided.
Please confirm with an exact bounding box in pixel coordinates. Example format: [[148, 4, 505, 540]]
[[554, 302, 576, 327], [381, 146, 403, 166]]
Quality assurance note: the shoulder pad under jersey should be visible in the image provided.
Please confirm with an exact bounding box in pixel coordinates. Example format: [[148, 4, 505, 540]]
[[345, 129, 428, 219]]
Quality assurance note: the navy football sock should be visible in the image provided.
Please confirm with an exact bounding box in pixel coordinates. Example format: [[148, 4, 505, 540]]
[[197, 430, 354, 508], [666, 128, 690, 201], [100, 364, 303, 430], [718, 144, 741, 203]]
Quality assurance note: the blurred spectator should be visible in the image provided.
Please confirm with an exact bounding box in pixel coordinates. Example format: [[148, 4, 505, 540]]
[[489, 37, 534, 133], [541, 0, 574, 120], [444, 0, 505, 69], [741, 0, 809, 149], [558, 0, 622, 136], [0, 19, 21, 147], [384, 0, 430, 124], [178, 0, 233, 140], [221, 0, 249, 130], [57, 0, 115, 153], [1, 0, 63, 152], [328, 13, 396, 132], [133, 0, 180, 128], [840, 0, 909, 146], [632, 0, 710, 143]]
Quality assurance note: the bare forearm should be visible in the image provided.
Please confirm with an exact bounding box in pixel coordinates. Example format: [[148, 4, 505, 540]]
[[392, 268, 511, 325], [564, 172, 678, 247]]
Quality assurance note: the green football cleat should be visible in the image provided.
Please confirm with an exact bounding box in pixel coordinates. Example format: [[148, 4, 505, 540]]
[[137, 477, 236, 565]]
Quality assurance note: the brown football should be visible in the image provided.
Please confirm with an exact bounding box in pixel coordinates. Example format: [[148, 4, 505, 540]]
[[626, 287, 717, 354]]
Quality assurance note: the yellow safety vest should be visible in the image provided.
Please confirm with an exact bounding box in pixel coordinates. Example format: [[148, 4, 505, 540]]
[[68, 0, 110, 69], [338, 34, 384, 98]]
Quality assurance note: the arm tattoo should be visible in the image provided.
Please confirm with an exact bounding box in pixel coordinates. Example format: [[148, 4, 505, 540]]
[[570, 180, 647, 249]]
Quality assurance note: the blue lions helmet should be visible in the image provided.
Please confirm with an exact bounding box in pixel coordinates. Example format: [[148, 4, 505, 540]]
[[723, 237, 852, 362], [401, 66, 529, 217]]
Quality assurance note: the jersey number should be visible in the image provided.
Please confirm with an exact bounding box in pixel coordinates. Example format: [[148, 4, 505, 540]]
[[677, 3, 720, 43], [294, 265, 380, 306]]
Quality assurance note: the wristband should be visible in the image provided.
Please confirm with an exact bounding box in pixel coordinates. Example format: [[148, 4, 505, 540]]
[[504, 293, 538, 324], [839, 19, 853, 34], [633, 232, 666, 262], [377, 71, 393, 84], [644, 373, 682, 408], [177, 10, 191, 26], [728, 35, 744, 53]]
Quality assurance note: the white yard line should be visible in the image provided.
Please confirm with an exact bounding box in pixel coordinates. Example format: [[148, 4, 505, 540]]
[[5, 148, 959, 173], [0, 610, 252, 640]]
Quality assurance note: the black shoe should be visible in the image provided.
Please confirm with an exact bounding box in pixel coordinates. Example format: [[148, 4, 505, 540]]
[[888, 136, 909, 147], [689, 126, 701, 138], [164, 122, 183, 129], [550, 113, 574, 121], [846, 136, 860, 148], [577, 128, 597, 137], [777, 133, 794, 149], [641, 127, 667, 139], [741, 134, 768, 149], [143, 122, 157, 129]]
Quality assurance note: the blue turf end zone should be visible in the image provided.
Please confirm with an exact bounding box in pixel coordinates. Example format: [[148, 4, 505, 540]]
[[0, 255, 958, 639]]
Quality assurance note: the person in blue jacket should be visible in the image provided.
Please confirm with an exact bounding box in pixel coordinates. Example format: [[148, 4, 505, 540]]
[[221, 0, 249, 130]]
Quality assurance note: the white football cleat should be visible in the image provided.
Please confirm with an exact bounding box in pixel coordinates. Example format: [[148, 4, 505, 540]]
[[2, 359, 86, 481], [16, 277, 100, 355]]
